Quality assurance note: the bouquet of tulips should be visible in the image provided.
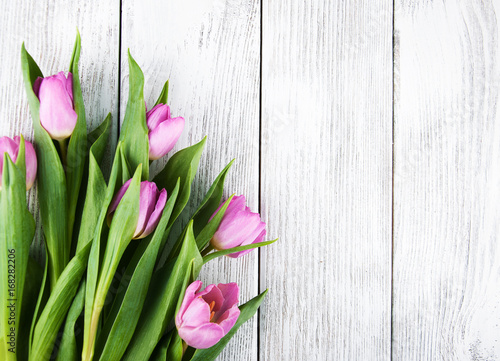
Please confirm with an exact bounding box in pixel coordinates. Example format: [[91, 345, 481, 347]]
[[0, 32, 275, 361]]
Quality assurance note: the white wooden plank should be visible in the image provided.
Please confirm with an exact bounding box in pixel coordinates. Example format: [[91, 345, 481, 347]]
[[393, 1, 500, 359], [120, 1, 260, 360], [260, 1, 393, 360], [0, 1, 120, 257]]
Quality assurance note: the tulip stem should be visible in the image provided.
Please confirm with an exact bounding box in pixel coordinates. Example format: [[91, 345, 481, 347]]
[[58, 139, 68, 166], [200, 244, 214, 257]]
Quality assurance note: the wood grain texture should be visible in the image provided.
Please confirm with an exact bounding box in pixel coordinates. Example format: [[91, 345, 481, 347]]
[[0, 1, 120, 258], [120, 0, 261, 359], [260, 1, 393, 360], [393, 1, 500, 359]]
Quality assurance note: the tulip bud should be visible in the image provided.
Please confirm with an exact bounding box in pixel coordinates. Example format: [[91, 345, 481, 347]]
[[176, 281, 240, 349], [107, 179, 167, 239], [146, 104, 185, 160], [210, 195, 266, 258], [0, 136, 37, 191], [33, 72, 78, 140]]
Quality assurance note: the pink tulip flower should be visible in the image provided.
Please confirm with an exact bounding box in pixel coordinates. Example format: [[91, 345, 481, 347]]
[[210, 195, 266, 258], [176, 281, 240, 349], [108, 179, 167, 239], [0, 136, 37, 190], [146, 104, 184, 160], [34, 72, 78, 140]]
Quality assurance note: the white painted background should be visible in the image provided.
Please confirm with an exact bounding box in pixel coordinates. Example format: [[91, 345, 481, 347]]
[[0, 1, 499, 360]]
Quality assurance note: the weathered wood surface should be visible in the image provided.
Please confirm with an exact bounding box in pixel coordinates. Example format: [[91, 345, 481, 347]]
[[260, 0, 393, 360], [1, 1, 500, 360], [393, 0, 500, 360]]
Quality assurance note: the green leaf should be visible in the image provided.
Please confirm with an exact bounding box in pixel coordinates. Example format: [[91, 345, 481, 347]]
[[66, 30, 88, 246], [165, 330, 183, 361], [202, 239, 278, 264], [148, 331, 173, 361], [119, 145, 132, 184], [82, 165, 141, 361], [191, 159, 234, 237], [194, 193, 234, 252], [29, 246, 48, 357], [83, 143, 127, 361], [168, 193, 235, 262], [29, 243, 92, 360], [87, 113, 111, 166], [122, 221, 202, 361], [189, 290, 269, 361], [18, 257, 43, 361], [154, 79, 169, 106], [154, 137, 206, 249], [75, 115, 111, 253], [119, 50, 149, 180], [56, 280, 86, 361], [71, 114, 111, 256], [95, 180, 180, 361], [0, 152, 35, 360], [21, 43, 69, 288], [166, 161, 235, 260]]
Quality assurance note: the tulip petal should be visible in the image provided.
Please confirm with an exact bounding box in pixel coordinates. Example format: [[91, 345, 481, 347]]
[[33, 77, 43, 97], [216, 304, 240, 334], [180, 297, 212, 328], [208, 195, 246, 223], [14, 136, 37, 190], [64, 72, 74, 103], [227, 228, 267, 258], [217, 283, 239, 311], [176, 281, 203, 328], [148, 117, 185, 160], [177, 323, 225, 349], [134, 182, 159, 237], [38, 74, 78, 140], [139, 188, 167, 238], [146, 104, 171, 130], [212, 283, 239, 321], [0, 137, 19, 189], [108, 179, 132, 216], [200, 285, 224, 314], [0, 136, 19, 164], [212, 211, 265, 250]]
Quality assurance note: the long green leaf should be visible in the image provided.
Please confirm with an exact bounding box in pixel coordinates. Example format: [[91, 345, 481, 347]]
[[202, 239, 278, 264], [188, 290, 268, 361], [66, 30, 88, 247], [153, 80, 169, 106], [122, 221, 202, 361], [82, 165, 141, 361], [194, 193, 234, 252], [55, 280, 86, 361], [70, 114, 111, 256], [154, 137, 206, 250], [29, 243, 92, 361], [75, 115, 111, 253], [96, 180, 180, 361], [21, 43, 69, 288], [166, 161, 235, 260], [119, 50, 149, 180], [87, 114, 111, 166], [18, 257, 43, 361], [29, 246, 48, 357], [148, 331, 172, 361], [168, 194, 234, 262], [192, 159, 234, 237], [0, 152, 35, 360], [83, 143, 126, 361]]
